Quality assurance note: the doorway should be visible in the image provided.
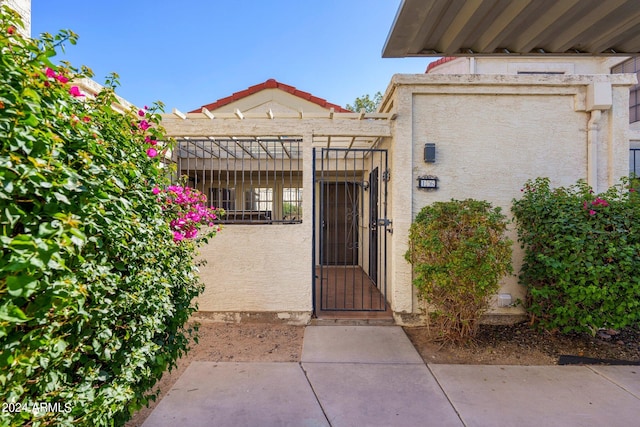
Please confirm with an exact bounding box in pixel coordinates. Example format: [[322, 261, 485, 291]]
[[313, 148, 389, 315]]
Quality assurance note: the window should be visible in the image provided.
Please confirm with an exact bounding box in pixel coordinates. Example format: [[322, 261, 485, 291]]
[[210, 188, 235, 211], [283, 187, 302, 221], [516, 71, 565, 75], [178, 137, 303, 224], [631, 148, 640, 177], [612, 58, 640, 123]]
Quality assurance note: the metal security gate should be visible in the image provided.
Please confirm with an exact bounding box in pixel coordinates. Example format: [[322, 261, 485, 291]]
[[313, 148, 389, 312]]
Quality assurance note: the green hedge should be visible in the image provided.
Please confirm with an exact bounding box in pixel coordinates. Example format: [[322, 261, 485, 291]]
[[405, 199, 512, 342], [512, 177, 640, 334], [0, 8, 211, 425]]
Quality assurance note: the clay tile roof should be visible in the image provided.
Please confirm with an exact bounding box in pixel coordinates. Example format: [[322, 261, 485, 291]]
[[189, 78, 351, 113], [425, 57, 457, 73]]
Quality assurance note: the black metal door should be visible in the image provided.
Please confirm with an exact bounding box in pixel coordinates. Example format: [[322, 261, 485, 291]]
[[368, 167, 379, 284], [322, 182, 358, 265]]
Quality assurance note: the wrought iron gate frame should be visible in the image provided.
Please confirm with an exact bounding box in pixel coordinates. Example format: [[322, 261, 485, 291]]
[[312, 147, 389, 313]]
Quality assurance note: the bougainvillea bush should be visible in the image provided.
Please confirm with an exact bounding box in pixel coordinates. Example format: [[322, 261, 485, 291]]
[[512, 177, 640, 334], [405, 199, 512, 343], [0, 8, 219, 426]]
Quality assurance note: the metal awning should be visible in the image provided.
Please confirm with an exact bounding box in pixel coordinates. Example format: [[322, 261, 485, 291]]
[[383, 0, 640, 57]]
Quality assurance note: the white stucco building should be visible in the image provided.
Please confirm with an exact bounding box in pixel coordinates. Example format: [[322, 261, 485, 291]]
[[160, 0, 640, 325], [161, 62, 635, 325]]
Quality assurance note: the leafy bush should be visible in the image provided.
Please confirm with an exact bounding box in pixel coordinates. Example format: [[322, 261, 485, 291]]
[[512, 177, 640, 334], [0, 8, 218, 425], [405, 199, 513, 342]]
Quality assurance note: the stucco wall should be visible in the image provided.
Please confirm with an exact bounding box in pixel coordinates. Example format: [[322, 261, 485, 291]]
[[210, 89, 333, 115], [385, 73, 635, 320], [1, 0, 30, 37], [427, 57, 626, 75], [197, 223, 311, 313], [475, 57, 624, 75]]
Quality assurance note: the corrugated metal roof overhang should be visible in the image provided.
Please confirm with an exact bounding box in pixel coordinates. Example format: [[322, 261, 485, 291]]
[[382, 0, 640, 57]]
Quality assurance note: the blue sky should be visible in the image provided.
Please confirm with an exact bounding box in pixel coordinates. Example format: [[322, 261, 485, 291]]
[[31, 1, 434, 112]]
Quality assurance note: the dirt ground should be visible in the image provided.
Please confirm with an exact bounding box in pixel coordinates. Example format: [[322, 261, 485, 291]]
[[126, 320, 640, 426], [405, 321, 640, 366]]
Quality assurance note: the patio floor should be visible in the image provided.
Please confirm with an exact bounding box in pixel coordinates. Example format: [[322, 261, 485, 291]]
[[314, 266, 393, 322]]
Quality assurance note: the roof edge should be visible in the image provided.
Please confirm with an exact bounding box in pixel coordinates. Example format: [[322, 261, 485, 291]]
[[189, 79, 351, 113]]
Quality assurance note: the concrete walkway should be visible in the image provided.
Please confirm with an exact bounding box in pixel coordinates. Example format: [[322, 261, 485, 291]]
[[142, 326, 640, 427]]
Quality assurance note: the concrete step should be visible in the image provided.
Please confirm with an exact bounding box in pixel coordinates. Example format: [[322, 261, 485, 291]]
[[310, 317, 395, 326]]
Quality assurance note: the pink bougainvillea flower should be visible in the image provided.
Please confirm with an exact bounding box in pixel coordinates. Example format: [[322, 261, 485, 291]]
[[7, 26, 15, 35], [138, 109, 145, 117], [161, 184, 221, 243], [56, 74, 69, 84], [139, 120, 150, 130], [589, 209, 596, 216], [144, 136, 158, 145], [146, 147, 158, 158], [69, 86, 85, 97], [82, 116, 91, 122], [45, 67, 56, 78], [152, 186, 160, 195]]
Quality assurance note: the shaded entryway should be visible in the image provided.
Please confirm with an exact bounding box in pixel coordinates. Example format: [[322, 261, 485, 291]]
[[315, 266, 388, 313], [313, 148, 391, 319]]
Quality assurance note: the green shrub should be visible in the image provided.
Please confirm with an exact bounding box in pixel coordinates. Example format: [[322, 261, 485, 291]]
[[405, 199, 513, 342], [0, 8, 217, 425], [512, 177, 640, 334]]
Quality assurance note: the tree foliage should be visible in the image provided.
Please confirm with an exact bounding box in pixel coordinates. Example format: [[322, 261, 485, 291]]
[[0, 8, 216, 425], [346, 91, 382, 113], [405, 199, 513, 343], [512, 177, 640, 334]]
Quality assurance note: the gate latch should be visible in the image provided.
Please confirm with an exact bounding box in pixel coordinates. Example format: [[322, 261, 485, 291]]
[[378, 218, 393, 234]]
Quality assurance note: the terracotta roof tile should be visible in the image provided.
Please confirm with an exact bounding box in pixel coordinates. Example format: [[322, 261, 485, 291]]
[[190, 78, 351, 113], [425, 57, 457, 73]]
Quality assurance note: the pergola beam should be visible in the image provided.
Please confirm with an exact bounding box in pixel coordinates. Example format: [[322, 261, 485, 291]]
[[343, 137, 358, 158], [161, 116, 393, 139], [255, 137, 274, 159], [209, 137, 238, 159], [201, 107, 215, 120], [172, 108, 187, 120]]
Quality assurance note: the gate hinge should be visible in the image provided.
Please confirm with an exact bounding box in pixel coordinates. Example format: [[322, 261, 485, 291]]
[[382, 169, 391, 182]]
